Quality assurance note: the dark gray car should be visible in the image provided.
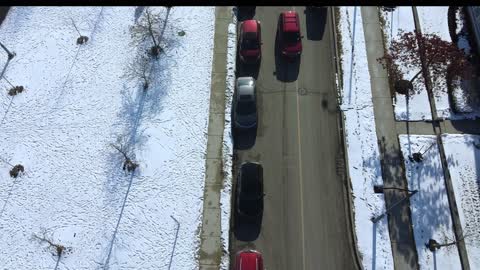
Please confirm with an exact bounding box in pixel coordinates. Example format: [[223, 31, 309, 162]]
[[233, 77, 257, 130]]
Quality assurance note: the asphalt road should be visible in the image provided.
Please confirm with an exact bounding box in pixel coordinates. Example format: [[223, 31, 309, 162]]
[[230, 6, 357, 270]]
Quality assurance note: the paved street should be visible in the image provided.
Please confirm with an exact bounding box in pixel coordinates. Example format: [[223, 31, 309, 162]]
[[230, 6, 357, 270]]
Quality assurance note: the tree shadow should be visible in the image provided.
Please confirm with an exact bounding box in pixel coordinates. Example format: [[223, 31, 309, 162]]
[[363, 136, 419, 269], [274, 29, 301, 83], [304, 7, 327, 41], [372, 222, 377, 270]]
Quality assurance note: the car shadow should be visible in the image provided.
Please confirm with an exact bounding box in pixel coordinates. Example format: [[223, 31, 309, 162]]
[[274, 29, 301, 82], [234, 6, 256, 22], [236, 59, 260, 80], [304, 7, 327, 41]]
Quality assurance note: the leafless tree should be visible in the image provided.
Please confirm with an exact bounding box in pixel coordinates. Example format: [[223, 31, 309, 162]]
[[126, 53, 151, 91], [130, 7, 165, 57], [70, 18, 89, 45], [32, 228, 72, 259], [110, 139, 138, 173]]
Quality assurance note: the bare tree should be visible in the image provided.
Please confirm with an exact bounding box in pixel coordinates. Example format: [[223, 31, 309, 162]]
[[378, 30, 470, 95], [130, 7, 164, 57], [0, 155, 24, 178], [70, 18, 89, 45], [126, 53, 151, 90], [110, 140, 138, 173], [32, 228, 71, 258]]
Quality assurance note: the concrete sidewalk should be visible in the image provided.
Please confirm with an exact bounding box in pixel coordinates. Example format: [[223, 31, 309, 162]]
[[361, 7, 419, 270], [198, 6, 232, 270]]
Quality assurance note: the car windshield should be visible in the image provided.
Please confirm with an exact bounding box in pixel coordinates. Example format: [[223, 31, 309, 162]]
[[239, 196, 262, 216], [284, 31, 300, 44], [236, 99, 256, 115], [243, 32, 259, 50]]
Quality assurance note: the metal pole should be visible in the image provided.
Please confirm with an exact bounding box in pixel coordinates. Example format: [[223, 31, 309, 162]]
[[371, 190, 418, 223]]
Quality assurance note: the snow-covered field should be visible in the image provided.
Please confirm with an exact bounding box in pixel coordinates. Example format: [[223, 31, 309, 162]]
[[442, 134, 480, 269], [381, 7, 432, 121], [338, 7, 393, 270], [399, 135, 461, 270], [0, 6, 214, 269], [417, 6, 480, 120]]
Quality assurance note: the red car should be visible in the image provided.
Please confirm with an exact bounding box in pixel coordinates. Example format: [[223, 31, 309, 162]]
[[238, 19, 262, 63], [278, 11, 302, 59], [234, 250, 264, 270]]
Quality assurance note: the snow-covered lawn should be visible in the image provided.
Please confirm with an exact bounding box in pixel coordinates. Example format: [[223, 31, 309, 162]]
[[442, 134, 480, 269], [381, 7, 432, 121], [338, 7, 393, 270], [417, 6, 480, 120], [0, 6, 214, 269], [399, 135, 461, 270]]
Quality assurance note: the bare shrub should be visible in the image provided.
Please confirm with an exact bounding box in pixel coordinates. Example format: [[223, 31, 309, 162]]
[[8, 86, 24, 96], [110, 141, 138, 173], [9, 164, 24, 178], [32, 228, 72, 257], [130, 7, 165, 58]]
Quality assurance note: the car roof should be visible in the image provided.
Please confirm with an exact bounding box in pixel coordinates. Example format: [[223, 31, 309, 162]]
[[240, 162, 263, 189], [238, 251, 262, 269], [242, 20, 258, 33], [236, 77, 255, 97], [282, 11, 299, 32]]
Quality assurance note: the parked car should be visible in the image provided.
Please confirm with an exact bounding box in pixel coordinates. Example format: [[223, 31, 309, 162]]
[[239, 19, 262, 63], [233, 77, 257, 130], [233, 162, 264, 242], [278, 11, 302, 59], [234, 249, 264, 270]]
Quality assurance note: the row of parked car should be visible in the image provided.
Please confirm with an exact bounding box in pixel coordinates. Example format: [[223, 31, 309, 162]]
[[232, 9, 304, 270]]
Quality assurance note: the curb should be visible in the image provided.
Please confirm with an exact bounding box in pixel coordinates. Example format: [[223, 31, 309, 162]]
[[330, 6, 364, 270]]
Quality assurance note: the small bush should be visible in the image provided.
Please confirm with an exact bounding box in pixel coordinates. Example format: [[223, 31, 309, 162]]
[[8, 86, 24, 96], [9, 164, 24, 178], [76, 36, 89, 45]]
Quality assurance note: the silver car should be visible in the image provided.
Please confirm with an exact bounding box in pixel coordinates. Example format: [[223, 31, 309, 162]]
[[233, 77, 257, 129]]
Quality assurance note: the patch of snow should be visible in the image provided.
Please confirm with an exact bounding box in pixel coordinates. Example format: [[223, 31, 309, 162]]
[[0, 6, 215, 269], [338, 7, 393, 270], [219, 16, 237, 270], [398, 135, 461, 270], [381, 7, 432, 121], [442, 134, 480, 269]]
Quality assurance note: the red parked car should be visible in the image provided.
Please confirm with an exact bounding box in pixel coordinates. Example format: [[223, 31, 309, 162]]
[[238, 19, 262, 63], [278, 11, 302, 59], [234, 250, 264, 270]]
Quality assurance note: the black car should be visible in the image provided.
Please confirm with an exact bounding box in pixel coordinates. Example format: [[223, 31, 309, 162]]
[[233, 162, 264, 242]]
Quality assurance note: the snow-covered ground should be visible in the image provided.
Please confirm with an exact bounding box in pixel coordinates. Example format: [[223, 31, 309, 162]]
[[381, 7, 432, 121], [398, 135, 461, 270], [219, 17, 236, 270], [0, 6, 214, 269], [338, 7, 393, 270], [417, 6, 480, 120], [442, 134, 480, 269]]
